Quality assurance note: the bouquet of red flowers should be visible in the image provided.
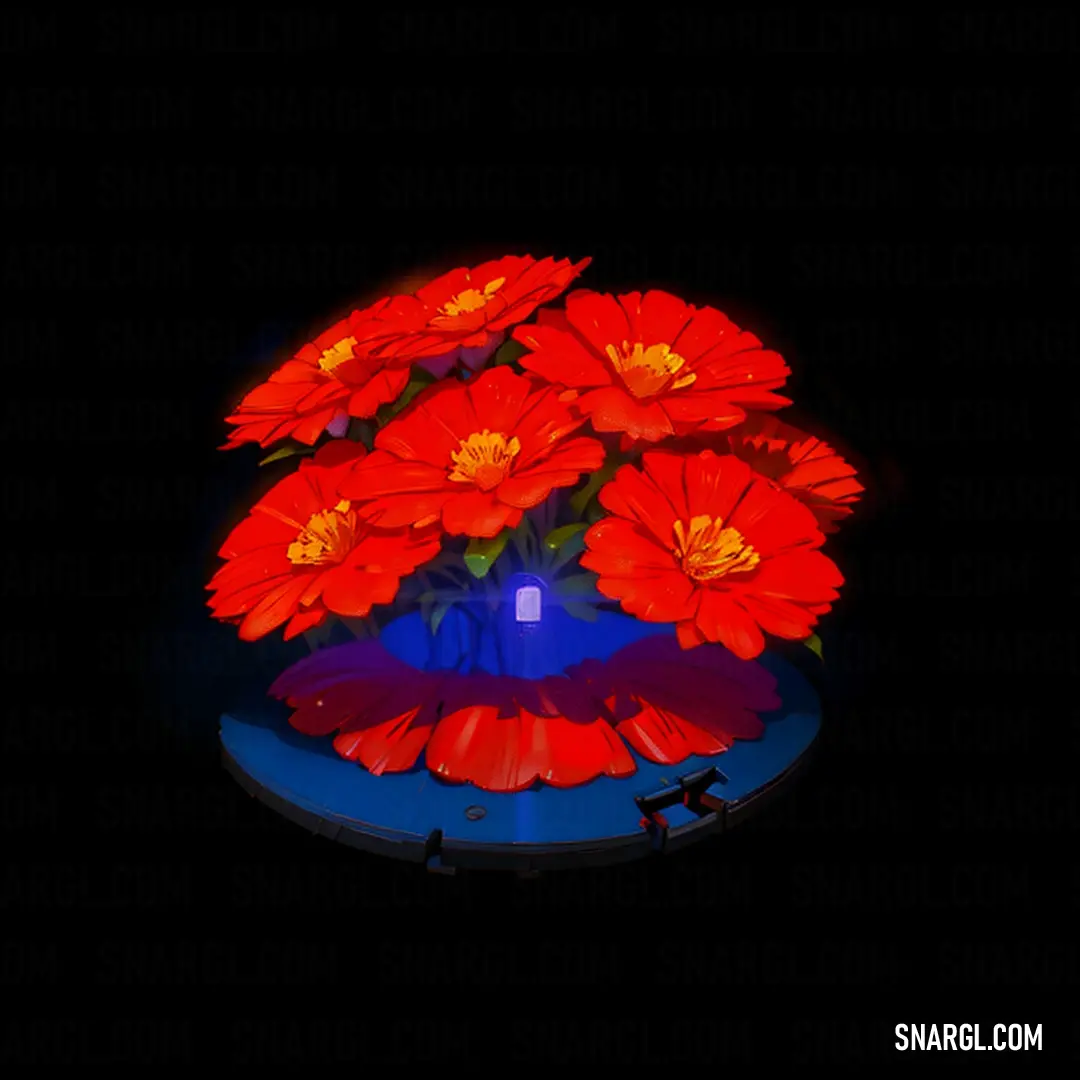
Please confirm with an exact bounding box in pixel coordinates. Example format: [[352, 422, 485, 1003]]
[[209, 254, 861, 794]]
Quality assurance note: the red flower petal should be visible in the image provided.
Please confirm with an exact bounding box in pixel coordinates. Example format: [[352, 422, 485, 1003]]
[[578, 386, 675, 441], [370, 387, 469, 467], [308, 439, 368, 470], [748, 548, 844, 604], [514, 323, 613, 388], [723, 413, 864, 533], [592, 567, 698, 624], [342, 454, 452, 499], [580, 518, 679, 574], [356, 490, 456, 530], [283, 608, 327, 640], [237, 577, 313, 641], [621, 290, 693, 347], [692, 591, 766, 660], [615, 701, 731, 764], [217, 513, 298, 559], [333, 709, 431, 774], [596, 458, 682, 546], [441, 490, 518, 537], [424, 706, 636, 793], [564, 290, 632, 357], [464, 364, 533, 431], [660, 392, 747, 430]]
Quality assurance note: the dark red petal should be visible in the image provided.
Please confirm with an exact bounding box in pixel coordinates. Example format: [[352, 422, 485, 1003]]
[[310, 439, 369, 469], [333, 709, 430, 774], [616, 702, 731, 764]]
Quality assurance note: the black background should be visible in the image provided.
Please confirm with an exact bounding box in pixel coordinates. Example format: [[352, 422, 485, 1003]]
[[3, 6, 1071, 1066]]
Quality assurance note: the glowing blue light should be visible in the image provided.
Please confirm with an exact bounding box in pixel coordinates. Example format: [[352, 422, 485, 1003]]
[[515, 585, 542, 623]]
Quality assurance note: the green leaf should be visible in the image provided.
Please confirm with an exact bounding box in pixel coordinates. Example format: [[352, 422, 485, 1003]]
[[382, 369, 438, 422], [373, 370, 439, 429], [543, 522, 587, 550], [420, 553, 469, 587], [491, 549, 510, 589], [340, 616, 379, 639], [803, 633, 823, 660], [569, 457, 619, 516], [549, 530, 586, 573], [301, 617, 338, 652], [346, 419, 374, 446], [509, 517, 536, 562], [259, 444, 315, 466], [562, 600, 598, 622], [465, 530, 510, 579], [430, 601, 455, 636], [490, 338, 528, 367], [569, 478, 601, 517], [554, 572, 599, 598]]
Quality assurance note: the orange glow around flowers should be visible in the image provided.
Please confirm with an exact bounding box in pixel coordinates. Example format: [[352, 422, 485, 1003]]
[[348, 254, 590, 374], [221, 300, 420, 451], [339, 366, 605, 538], [580, 450, 844, 658], [723, 413, 864, 534], [207, 441, 441, 640], [512, 288, 791, 443]]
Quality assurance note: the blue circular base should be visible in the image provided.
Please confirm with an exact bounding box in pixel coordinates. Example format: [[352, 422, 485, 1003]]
[[219, 620, 822, 871]]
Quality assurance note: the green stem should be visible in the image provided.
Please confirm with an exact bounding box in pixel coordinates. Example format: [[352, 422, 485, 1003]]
[[569, 454, 622, 517]]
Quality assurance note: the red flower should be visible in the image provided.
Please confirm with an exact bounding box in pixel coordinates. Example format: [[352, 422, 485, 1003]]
[[207, 441, 441, 640], [350, 254, 590, 376], [580, 450, 843, 658], [221, 300, 414, 451], [723, 414, 863, 534], [339, 366, 605, 538], [513, 288, 790, 443], [271, 634, 779, 792]]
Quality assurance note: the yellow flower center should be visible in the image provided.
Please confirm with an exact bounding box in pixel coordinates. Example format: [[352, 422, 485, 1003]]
[[604, 340, 697, 398], [673, 515, 760, 582], [447, 429, 521, 491], [438, 276, 506, 317], [317, 336, 357, 373], [286, 499, 360, 566]]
